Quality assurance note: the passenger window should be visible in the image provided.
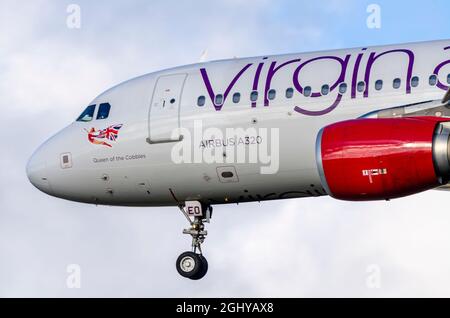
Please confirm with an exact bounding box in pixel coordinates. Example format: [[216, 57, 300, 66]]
[[76, 105, 96, 122], [268, 89, 276, 100], [411, 76, 420, 88], [339, 83, 347, 94], [393, 78, 401, 89], [304, 86, 312, 97], [447, 74, 450, 84], [321, 84, 329, 96], [197, 96, 206, 107], [215, 94, 224, 105], [429, 75, 438, 86], [97, 103, 111, 120], [286, 88, 294, 99], [232, 92, 241, 103], [357, 81, 365, 93], [250, 91, 258, 102], [375, 80, 383, 91]]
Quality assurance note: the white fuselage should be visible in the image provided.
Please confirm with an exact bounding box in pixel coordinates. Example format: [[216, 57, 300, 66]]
[[27, 40, 450, 206]]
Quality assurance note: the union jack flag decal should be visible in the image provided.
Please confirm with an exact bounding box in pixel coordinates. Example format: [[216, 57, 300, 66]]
[[85, 124, 123, 148]]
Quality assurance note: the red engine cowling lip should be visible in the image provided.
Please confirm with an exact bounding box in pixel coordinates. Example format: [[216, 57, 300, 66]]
[[316, 127, 333, 196], [316, 117, 448, 201]]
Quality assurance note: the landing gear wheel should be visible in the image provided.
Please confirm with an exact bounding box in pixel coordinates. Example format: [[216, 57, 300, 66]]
[[176, 251, 202, 278], [191, 255, 208, 280]]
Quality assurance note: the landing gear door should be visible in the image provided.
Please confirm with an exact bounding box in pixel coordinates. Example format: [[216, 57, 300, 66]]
[[147, 73, 187, 144]]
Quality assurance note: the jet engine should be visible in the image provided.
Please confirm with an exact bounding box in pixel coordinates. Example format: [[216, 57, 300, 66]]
[[316, 117, 450, 201]]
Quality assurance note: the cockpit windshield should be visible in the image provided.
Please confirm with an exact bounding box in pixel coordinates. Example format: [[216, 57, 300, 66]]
[[96, 103, 111, 120], [76, 105, 96, 122]]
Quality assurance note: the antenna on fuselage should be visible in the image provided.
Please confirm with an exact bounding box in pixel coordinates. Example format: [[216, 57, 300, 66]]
[[199, 49, 208, 62]]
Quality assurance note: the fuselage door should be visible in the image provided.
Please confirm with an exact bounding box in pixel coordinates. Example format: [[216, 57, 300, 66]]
[[147, 73, 187, 144]]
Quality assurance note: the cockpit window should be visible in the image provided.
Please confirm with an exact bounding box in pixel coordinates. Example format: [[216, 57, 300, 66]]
[[76, 105, 96, 122], [97, 103, 111, 120]]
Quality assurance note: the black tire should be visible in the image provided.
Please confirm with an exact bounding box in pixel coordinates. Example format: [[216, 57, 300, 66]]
[[176, 251, 202, 278], [190, 255, 208, 280]]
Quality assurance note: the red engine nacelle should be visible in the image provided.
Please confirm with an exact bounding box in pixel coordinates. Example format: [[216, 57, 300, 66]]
[[316, 117, 450, 201]]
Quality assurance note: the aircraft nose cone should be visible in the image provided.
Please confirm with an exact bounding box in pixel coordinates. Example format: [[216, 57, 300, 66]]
[[27, 146, 52, 195]]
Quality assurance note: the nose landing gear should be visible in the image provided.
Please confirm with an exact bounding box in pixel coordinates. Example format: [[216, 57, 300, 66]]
[[176, 202, 212, 280]]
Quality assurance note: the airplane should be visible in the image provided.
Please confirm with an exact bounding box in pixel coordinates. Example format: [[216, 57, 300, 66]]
[[27, 39, 450, 280]]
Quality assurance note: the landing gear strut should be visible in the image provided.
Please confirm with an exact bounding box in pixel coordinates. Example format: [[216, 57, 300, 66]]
[[175, 202, 212, 280]]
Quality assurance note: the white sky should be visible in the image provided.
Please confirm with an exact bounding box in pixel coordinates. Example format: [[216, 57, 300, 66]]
[[1, 0, 450, 297]]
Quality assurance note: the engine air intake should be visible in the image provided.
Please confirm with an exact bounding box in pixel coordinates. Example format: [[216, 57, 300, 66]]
[[316, 117, 450, 201]]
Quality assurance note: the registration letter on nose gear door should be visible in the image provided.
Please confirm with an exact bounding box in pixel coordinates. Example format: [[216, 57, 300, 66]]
[[185, 201, 202, 217]]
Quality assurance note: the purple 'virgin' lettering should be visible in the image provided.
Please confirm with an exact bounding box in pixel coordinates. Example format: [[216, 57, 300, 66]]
[[351, 48, 367, 99], [292, 55, 350, 116], [252, 62, 265, 107], [433, 46, 450, 91], [200, 63, 253, 111], [294, 94, 343, 116], [364, 49, 415, 97], [264, 58, 301, 107], [293, 55, 351, 95]]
